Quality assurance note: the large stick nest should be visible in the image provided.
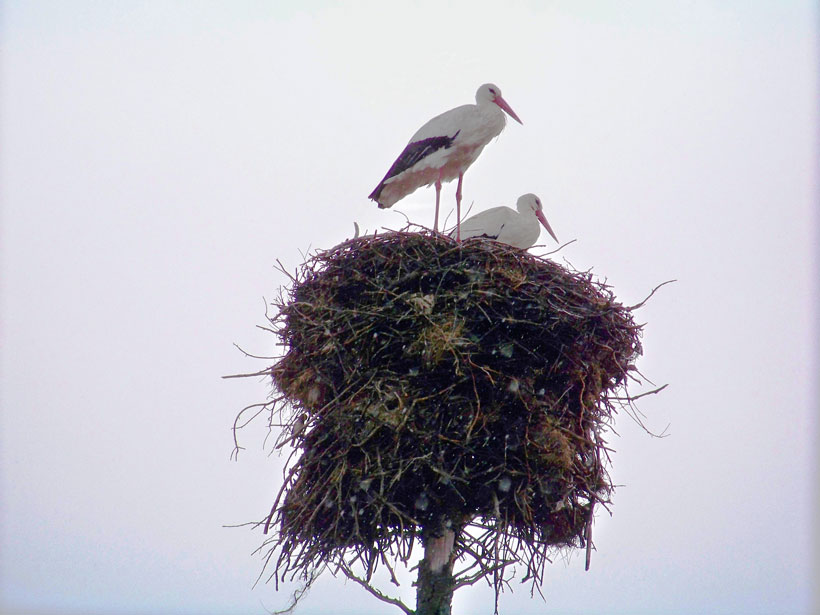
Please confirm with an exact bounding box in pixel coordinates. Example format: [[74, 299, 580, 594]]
[[252, 230, 643, 594]]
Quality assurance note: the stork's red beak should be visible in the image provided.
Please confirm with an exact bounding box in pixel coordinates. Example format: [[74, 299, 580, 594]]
[[536, 210, 558, 243], [494, 95, 523, 124]]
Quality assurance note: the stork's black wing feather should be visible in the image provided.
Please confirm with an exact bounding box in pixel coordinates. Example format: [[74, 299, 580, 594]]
[[369, 130, 460, 201], [451, 223, 503, 241], [487, 223, 505, 239]]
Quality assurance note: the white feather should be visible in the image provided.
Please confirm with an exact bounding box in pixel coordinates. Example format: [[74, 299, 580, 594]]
[[454, 193, 558, 249]]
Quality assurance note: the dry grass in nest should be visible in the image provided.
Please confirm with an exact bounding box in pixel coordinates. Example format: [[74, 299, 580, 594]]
[[236, 229, 647, 602]]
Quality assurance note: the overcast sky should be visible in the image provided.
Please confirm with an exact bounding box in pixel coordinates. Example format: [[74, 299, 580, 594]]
[[1, 2, 817, 614]]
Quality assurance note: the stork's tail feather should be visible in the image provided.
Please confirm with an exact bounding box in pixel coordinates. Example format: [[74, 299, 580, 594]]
[[369, 184, 386, 207], [370, 185, 392, 208]]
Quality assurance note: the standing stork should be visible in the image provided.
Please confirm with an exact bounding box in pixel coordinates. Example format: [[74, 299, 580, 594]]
[[369, 83, 522, 240], [453, 193, 558, 249]]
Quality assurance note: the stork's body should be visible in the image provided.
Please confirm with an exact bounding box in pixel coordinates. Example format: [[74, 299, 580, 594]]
[[454, 193, 558, 249], [369, 84, 522, 238]]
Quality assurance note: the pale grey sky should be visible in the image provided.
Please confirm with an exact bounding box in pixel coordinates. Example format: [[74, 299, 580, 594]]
[[1, 2, 817, 614]]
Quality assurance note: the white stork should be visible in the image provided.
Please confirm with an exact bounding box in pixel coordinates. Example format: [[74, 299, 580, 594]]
[[369, 83, 522, 239], [453, 193, 558, 249]]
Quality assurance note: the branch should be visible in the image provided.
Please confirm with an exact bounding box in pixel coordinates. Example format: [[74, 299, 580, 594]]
[[231, 401, 275, 459], [584, 495, 595, 571], [274, 258, 299, 284], [452, 560, 511, 590], [612, 383, 669, 402], [266, 566, 322, 615], [541, 238, 577, 255], [232, 342, 278, 360], [628, 279, 676, 310], [337, 561, 414, 615], [222, 368, 271, 380]]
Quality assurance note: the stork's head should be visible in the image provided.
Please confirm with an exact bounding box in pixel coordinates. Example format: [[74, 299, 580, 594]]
[[476, 83, 523, 124], [518, 193, 558, 243]]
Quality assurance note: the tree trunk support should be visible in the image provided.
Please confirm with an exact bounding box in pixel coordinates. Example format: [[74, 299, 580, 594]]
[[416, 522, 456, 615]]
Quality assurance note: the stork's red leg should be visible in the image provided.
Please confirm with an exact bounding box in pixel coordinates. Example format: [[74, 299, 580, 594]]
[[455, 173, 464, 242], [434, 179, 442, 232]]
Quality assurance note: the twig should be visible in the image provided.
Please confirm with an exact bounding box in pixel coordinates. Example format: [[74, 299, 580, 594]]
[[233, 342, 278, 360], [628, 279, 676, 310], [337, 561, 414, 615], [222, 369, 271, 379], [612, 383, 669, 402], [540, 238, 577, 256]]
